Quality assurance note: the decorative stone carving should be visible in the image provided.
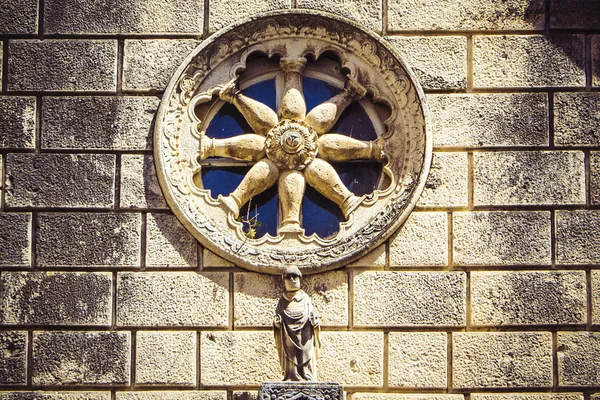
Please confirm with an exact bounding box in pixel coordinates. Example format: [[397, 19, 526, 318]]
[[258, 382, 343, 400], [154, 10, 432, 274]]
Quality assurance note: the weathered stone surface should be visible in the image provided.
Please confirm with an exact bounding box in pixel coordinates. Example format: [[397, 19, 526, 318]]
[[203, 249, 235, 268], [0, 272, 112, 326], [120, 155, 167, 209], [592, 152, 600, 205], [32, 331, 130, 385], [389, 212, 448, 266], [428, 93, 548, 148], [353, 271, 466, 326], [388, 0, 544, 31], [0, 0, 38, 34], [550, 0, 600, 29], [453, 211, 551, 266], [0, 213, 31, 267], [558, 332, 600, 386], [348, 244, 386, 267], [473, 151, 585, 206], [234, 270, 347, 327], [44, 0, 203, 34], [354, 395, 462, 400], [473, 35, 585, 88], [136, 331, 196, 386], [453, 332, 553, 388], [42, 96, 158, 150], [146, 213, 197, 268], [556, 211, 600, 264], [0, 331, 27, 385], [386, 36, 466, 90], [117, 272, 229, 326], [471, 271, 587, 326], [554, 93, 600, 146], [0, 393, 111, 400], [0, 97, 36, 149], [388, 332, 447, 388], [298, 0, 382, 32], [200, 331, 279, 385], [37, 213, 141, 267], [123, 40, 200, 91], [594, 36, 600, 87], [472, 394, 582, 400], [8, 40, 117, 92], [209, 0, 291, 32], [418, 152, 468, 208], [233, 392, 258, 400], [258, 383, 342, 400], [5, 153, 115, 208], [592, 271, 600, 324], [117, 392, 227, 400]]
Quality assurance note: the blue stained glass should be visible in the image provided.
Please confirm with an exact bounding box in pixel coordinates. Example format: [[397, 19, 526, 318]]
[[243, 79, 277, 111], [303, 77, 341, 111]]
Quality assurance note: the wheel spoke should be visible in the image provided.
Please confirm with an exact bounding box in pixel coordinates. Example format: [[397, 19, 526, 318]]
[[220, 79, 278, 136], [198, 133, 266, 162], [278, 58, 307, 121], [317, 134, 385, 162], [277, 170, 306, 234]]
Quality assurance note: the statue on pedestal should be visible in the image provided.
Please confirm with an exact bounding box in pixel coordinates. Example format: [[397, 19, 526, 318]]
[[274, 266, 321, 381]]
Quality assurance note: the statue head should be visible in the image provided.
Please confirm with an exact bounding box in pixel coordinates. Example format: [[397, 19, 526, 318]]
[[282, 265, 302, 292]]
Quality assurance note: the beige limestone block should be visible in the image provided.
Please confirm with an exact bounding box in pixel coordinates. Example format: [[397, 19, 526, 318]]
[[0, 393, 111, 400], [427, 93, 548, 148], [418, 152, 468, 208], [298, 0, 382, 32], [471, 271, 587, 326], [0, 0, 37, 34], [146, 213, 197, 268], [593, 270, 600, 325], [550, 2, 600, 29], [389, 212, 448, 266], [453, 332, 553, 389], [0, 213, 31, 267], [594, 36, 600, 87], [453, 211, 551, 266], [473, 35, 585, 88], [318, 332, 383, 386], [234, 270, 347, 327], [209, 0, 291, 32], [554, 93, 600, 146], [388, 332, 447, 388], [203, 249, 235, 267], [120, 154, 167, 209], [136, 331, 196, 386], [348, 244, 386, 267], [353, 271, 466, 327], [200, 331, 280, 386], [0, 96, 35, 148], [386, 36, 466, 90], [473, 151, 585, 206], [472, 394, 583, 400], [353, 395, 463, 400], [556, 210, 600, 264], [557, 332, 600, 386], [0, 331, 27, 385], [117, 392, 227, 400], [117, 272, 228, 327], [592, 152, 600, 205]]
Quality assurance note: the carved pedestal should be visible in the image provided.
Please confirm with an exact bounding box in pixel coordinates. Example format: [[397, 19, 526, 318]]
[[258, 382, 343, 400]]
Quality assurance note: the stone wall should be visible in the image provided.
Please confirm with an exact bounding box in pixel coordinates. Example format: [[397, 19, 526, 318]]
[[1, 0, 600, 398]]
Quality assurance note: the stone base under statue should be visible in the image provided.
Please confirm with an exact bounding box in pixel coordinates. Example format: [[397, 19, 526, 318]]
[[258, 382, 343, 400]]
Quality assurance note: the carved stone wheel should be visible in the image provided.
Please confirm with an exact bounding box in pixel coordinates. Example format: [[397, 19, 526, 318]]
[[154, 10, 432, 275]]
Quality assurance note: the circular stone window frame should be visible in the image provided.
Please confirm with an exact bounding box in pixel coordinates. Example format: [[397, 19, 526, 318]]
[[154, 10, 433, 275]]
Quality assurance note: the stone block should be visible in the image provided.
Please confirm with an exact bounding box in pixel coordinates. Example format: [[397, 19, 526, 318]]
[[388, 0, 544, 31], [120, 154, 167, 209], [471, 271, 587, 326], [386, 36, 466, 90], [418, 152, 468, 208], [44, 0, 203, 34], [117, 272, 229, 326], [592, 270, 600, 325], [554, 93, 600, 146], [0, 393, 111, 400], [0, 97, 36, 149], [298, 0, 381, 32], [146, 213, 197, 268], [354, 395, 462, 400], [42, 96, 158, 150], [117, 392, 227, 400], [0, 331, 27, 385], [473, 394, 582, 400], [473, 35, 585, 88], [389, 212, 448, 266], [0, 272, 112, 326], [557, 332, 600, 386], [353, 271, 466, 327], [427, 93, 548, 148], [5, 153, 115, 208], [594, 36, 600, 87], [203, 249, 235, 267], [348, 244, 386, 267], [388, 332, 447, 388], [592, 152, 600, 205], [0, 0, 38, 34], [234, 270, 347, 327], [233, 392, 258, 400], [453, 211, 551, 266], [32, 331, 130, 385], [0, 213, 31, 267], [556, 210, 600, 264], [209, 0, 291, 32], [37, 213, 141, 267], [200, 331, 280, 386], [124, 40, 201, 91], [453, 332, 553, 389], [8, 40, 117, 92], [550, 0, 600, 29], [136, 331, 196, 386], [473, 151, 585, 206]]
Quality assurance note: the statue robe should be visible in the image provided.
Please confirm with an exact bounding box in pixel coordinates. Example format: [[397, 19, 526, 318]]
[[274, 290, 320, 381]]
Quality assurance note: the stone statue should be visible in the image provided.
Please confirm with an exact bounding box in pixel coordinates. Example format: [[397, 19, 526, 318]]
[[274, 266, 321, 381]]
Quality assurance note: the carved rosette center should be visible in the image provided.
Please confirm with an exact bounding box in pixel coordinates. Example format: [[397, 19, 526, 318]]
[[265, 120, 318, 170]]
